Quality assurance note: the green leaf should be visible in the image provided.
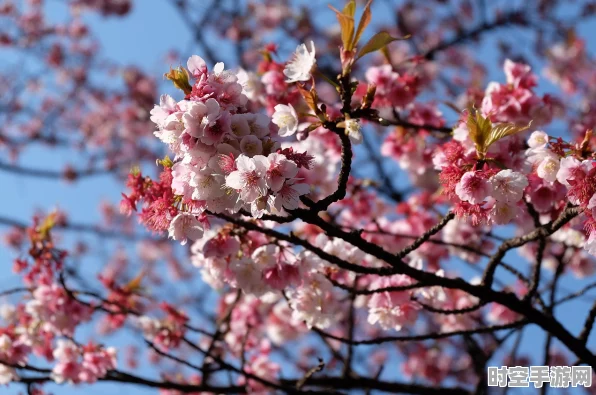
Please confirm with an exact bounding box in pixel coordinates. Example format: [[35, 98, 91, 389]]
[[39, 212, 57, 239], [329, 5, 355, 50], [353, 0, 372, 49], [297, 84, 319, 114], [466, 107, 532, 160], [305, 122, 322, 133], [343, 0, 356, 17], [466, 107, 492, 159], [356, 31, 410, 59], [486, 121, 532, 149]]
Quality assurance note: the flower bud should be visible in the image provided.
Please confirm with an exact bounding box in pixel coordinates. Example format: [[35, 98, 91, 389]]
[[156, 155, 174, 168], [361, 83, 376, 109], [164, 66, 192, 95]]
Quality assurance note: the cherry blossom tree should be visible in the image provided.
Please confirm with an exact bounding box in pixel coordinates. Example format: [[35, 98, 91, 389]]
[[3, 0, 596, 394]]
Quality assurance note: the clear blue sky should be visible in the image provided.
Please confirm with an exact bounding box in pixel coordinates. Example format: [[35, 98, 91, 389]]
[[2, 1, 596, 394]]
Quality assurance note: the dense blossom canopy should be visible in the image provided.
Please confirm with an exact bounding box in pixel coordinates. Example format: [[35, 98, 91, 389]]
[[3, 0, 596, 394]]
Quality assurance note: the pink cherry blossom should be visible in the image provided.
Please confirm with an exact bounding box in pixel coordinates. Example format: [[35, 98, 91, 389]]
[[225, 155, 269, 202], [367, 275, 419, 331], [536, 154, 560, 183], [488, 170, 528, 203], [265, 153, 298, 191], [556, 156, 583, 186], [52, 340, 116, 384], [455, 171, 490, 204], [527, 130, 549, 148], [168, 213, 204, 245], [272, 179, 310, 211], [26, 283, 92, 336]]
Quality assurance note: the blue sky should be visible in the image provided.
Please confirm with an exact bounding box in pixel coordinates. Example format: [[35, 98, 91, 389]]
[[2, 1, 596, 394]]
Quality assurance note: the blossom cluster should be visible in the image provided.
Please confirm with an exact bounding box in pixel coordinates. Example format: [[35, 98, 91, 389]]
[[135, 302, 188, 350], [482, 59, 561, 126], [526, 135, 596, 254], [0, 220, 117, 386], [52, 340, 117, 384], [0, 289, 114, 386], [190, 222, 452, 335], [25, 283, 93, 336], [138, 52, 317, 244], [0, 329, 30, 385], [432, 61, 551, 224]]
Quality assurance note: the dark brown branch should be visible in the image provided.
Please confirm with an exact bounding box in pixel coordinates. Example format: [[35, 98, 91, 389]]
[[0, 161, 117, 180], [482, 206, 580, 288], [0, 215, 155, 241], [296, 358, 325, 390], [302, 126, 352, 212], [13, 366, 244, 393], [579, 301, 596, 344], [415, 299, 487, 315], [369, 115, 453, 134], [422, 11, 526, 60], [361, 131, 403, 202], [313, 320, 527, 345], [224, 208, 596, 366], [396, 212, 454, 259], [211, 212, 394, 276], [555, 282, 596, 306]]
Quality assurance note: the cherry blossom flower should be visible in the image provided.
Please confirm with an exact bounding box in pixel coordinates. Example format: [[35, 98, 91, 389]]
[[455, 171, 490, 204], [344, 118, 363, 145], [26, 283, 92, 336], [272, 179, 310, 211], [504, 59, 537, 89], [240, 351, 280, 394], [150, 94, 177, 129], [272, 104, 298, 137], [52, 340, 116, 384], [490, 201, 518, 225], [230, 113, 251, 138], [0, 364, 17, 385], [488, 170, 528, 203], [584, 231, 596, 256], [556, 156, 583, 186], [201, 110, 231, 145], [265, 153, 298, 191], [189, 170, 224, 203], [239, 135, 263, 156], [229, 257, 271, 296], [365, 65, 420, 108], [535, 154, 560, 183], [168, 213, 204, 245], [527, 130, 549, 148], [0, 331, 29, 381], [225, 155, 269, 203], [367, 275, 419, 331], [266, 302, 304, 345], [481, 59, 556, 125], [236, 68, 262, 101], [283, 41, 316, 83], [182, 99, 220, 138], [287, 274, 342, 329], [187, 54, 208, 77]]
